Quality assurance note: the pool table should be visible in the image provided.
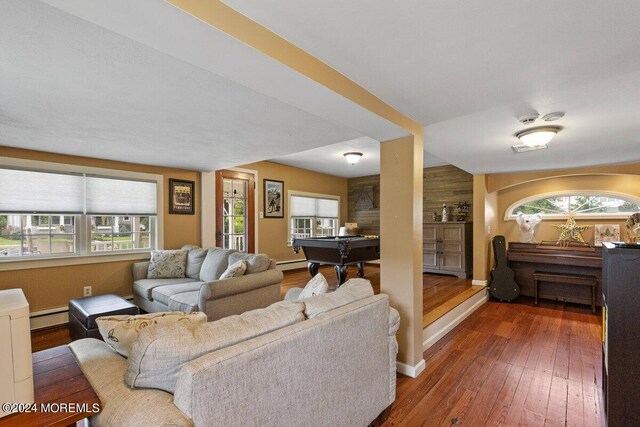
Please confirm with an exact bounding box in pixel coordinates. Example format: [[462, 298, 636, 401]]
[[292, 236, 380, 286]]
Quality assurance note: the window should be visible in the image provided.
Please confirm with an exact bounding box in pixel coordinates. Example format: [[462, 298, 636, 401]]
[[90, 215, 153, 253], [289, 194, 339, 240], [0, 166, 158, 259], [506, 192, 640, 220], [0, 215, 76, 257]]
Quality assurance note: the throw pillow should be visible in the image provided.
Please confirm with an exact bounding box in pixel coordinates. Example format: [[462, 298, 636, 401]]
[[199, 248, 238, 282], [147, 250, 188, 279], [228, 252, 271, 275], [219, 260, 247, 280], [297, 273, 329, 299], [96, 311, 207, 357], [185, 248, 207, 280], [125, 301, 305, 392]]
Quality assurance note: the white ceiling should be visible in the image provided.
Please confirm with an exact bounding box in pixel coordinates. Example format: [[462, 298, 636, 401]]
[[0, 0, 405, 172], [271, 137, 448, 178], [4, 1, 640, 175], [224, 0, 640, 173]]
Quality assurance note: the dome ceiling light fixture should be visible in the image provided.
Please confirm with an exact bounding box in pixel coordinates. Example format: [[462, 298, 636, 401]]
[[344, 152, 363, 165], [515, 126, 561, 147]]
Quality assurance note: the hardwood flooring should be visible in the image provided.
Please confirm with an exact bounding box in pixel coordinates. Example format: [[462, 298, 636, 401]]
[[385, 297, 604, 427], [28, 267, 604, 426]]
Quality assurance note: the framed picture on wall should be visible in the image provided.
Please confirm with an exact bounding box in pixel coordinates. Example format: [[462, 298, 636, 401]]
[[264, 179, 284, 218], [594, 224, 620, 246], [169, 179, 195, 215]]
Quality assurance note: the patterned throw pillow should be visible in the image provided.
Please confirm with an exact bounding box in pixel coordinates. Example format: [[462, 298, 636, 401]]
[[219, 260, 247, 280], [147, 250, 188, 279], [298, 273, 329, 299], [96, 311, 207, 357]]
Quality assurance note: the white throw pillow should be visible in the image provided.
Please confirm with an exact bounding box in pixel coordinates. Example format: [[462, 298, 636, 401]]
[[219, 260, 247, 280], [147, 250, 188, 279], [298, 273, 329, 299], [96, 311, 207, 357]]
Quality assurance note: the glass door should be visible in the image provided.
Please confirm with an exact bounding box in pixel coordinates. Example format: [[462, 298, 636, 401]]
[[215, 170, 255, 253], [222, 178, 248, 251]]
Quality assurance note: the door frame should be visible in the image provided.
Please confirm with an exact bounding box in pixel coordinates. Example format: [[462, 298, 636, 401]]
[[215, 169, 256, 253]]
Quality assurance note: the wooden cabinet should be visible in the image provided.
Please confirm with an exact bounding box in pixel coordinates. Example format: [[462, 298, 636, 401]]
[[602, 242, 640, 426], [423, 222, 472, 278]]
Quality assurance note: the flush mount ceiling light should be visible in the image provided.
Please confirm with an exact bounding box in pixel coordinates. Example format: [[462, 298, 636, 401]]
[[344, 152, 363, 164], [516, 126, 560, 147]]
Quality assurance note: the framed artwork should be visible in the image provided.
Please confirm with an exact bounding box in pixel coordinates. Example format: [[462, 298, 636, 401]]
[[169, 179, 195, 215], [263, 179, 284, 218], [594, 224, 620, 246]]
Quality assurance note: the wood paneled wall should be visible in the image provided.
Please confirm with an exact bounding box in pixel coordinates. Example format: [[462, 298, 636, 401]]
[[347, 165, 473, 234]]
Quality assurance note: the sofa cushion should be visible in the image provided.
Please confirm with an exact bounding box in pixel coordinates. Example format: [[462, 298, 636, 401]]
[[96, 312, 207, 357], [125, 300, 305, 393], [133, 278, 195, 300], [219, 260, 247, 280], [168, 291, 200, 313], [151, 282, 205, 306], [199, 248, 237, 282], [68, 339, 192, 427], [228, 252, 271, 275], [303, 278, 374, 319], [298, 273, 329, 299], [147, 250, 187, 279], [185, 248, 207, 280]]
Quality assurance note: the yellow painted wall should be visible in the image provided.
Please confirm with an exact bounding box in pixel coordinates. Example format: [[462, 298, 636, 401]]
[[473, 163, 640, 281], [497, 174, 640, 244], [238, 161, 348, 263], [0, 147, 201, 312]]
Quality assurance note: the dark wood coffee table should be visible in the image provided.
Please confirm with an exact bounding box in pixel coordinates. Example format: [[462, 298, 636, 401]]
[[0, 345, 101, 427]]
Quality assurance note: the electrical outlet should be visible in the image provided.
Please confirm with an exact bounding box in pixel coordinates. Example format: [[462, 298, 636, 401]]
[[83, 286, 92, 297]]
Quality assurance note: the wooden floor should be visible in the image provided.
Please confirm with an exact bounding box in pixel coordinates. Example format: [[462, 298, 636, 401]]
[[30, 268, 604, 426], [385, 297, 604, 427]]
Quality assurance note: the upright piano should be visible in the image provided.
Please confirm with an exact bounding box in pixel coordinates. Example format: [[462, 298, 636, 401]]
[[507, 242, 603, 306]]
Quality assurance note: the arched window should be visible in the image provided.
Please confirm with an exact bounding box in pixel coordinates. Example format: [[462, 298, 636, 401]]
[[505, 191, 640, 220]]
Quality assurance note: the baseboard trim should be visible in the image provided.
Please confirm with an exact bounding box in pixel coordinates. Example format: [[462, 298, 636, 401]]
[[422, 289, 488, 351], [29, 295, 134, 331], [396, 359, 426, 378], [275, 260, 307, 271], [472, 279, 488, 286]]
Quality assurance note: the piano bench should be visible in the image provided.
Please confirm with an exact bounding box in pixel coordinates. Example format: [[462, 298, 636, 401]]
[[532, 272, 597, 313]]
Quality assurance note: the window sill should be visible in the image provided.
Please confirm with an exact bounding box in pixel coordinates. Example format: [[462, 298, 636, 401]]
[[0, 251, 151, 272]]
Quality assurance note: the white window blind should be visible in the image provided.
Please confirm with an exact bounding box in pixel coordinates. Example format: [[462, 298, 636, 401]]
[[86, 176, 157, 215], [290, 196, 317, 217], [0, 168, 84, 213], [317, 199, 339, 218], [290, 195, 338, 218]]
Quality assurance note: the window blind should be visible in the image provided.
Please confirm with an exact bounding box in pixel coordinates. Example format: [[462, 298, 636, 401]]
[[0, 168, 84, 213], [290, 195, 338, 218], [85, 176, 157, 215], [317, 199, 339, 218]]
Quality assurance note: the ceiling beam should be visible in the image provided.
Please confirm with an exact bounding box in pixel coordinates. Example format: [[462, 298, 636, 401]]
[[165, 0, 422, 137]]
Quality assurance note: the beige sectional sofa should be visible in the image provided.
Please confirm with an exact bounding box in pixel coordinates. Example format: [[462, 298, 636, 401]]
[[132, 246, 283, 321], [68, 279, 400, 427]]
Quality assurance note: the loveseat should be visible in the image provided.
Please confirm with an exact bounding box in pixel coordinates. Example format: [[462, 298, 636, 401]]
[[69, 279, 400, 426], [132, 246, 283, 321]]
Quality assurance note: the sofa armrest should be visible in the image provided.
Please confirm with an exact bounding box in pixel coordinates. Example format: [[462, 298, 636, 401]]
[[132, 261, 150, 281], [388, 306, 400, 403], [199, 269, 283, 302], [389, 307, 400, 336]]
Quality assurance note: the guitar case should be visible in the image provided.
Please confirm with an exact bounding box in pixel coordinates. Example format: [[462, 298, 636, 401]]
[[488, 235, 520, 302]]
